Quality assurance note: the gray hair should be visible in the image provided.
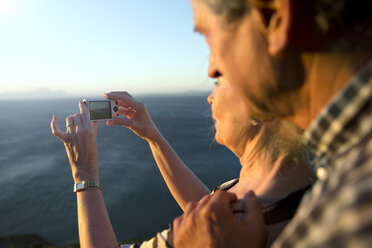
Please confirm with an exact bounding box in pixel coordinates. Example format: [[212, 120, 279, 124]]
[[203, 0, 250, 23], [202, 0, 372, 50]]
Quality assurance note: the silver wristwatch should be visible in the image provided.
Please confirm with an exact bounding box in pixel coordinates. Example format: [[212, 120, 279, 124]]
[[74, 181, 101, 193]]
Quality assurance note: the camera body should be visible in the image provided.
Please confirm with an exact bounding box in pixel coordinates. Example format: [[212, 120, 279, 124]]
[[83, 99, 120, 121]]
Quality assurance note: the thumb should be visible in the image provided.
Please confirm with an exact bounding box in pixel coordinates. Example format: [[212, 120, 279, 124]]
[[51, 115, 68, 142], [242, 191, 264, 224], [242, 191, 267, 247], [107, 118, 132, 128]]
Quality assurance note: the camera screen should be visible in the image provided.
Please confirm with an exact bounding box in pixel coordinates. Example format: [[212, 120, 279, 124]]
[[89, 101, 112, 120]]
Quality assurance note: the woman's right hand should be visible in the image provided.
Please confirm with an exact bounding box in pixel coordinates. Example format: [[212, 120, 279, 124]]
[[104, 91, 161, 142], [51, 101, 100, 182]]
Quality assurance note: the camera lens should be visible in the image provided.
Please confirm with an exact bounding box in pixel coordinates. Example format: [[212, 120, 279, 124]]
[[113, 106, 118, 112]]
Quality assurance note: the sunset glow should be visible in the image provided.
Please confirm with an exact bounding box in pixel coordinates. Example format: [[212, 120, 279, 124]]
[[0, 0, 12, 12]]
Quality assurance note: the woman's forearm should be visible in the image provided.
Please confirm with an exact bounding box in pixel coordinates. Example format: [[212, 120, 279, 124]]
[[102, 92, 210, 210], [76, 186, 118, 248], [73, 170, 118, 248], [52, 103, 120, 248], [148, 133, 210, 211]]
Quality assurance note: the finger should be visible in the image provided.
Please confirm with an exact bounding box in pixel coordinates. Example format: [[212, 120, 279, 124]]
[[104, 92, 137, 109], [206, 191, 238, 217], [183, 201, 198, 214], [79, 101, 90, 125], [173, 215, 183, 231], [242, 191, 264, 223], [196, 192, 236, 220], [51, 115, 68, 142], [212, 191, 238, 205], [118, 108, 137, 119], [73, 113, 83, 131], [105, 91, 132, 98], [106, 118, 132, 128], [66, 116, 74, 132], [198, 194, 212, 206], [118, 107, 130, 117]]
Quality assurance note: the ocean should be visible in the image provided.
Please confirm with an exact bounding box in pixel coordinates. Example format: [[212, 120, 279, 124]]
[[0, 94, 240, 245]]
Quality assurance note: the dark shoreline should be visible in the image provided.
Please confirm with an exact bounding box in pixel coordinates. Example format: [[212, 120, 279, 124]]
[[0, 234, 71, 248], [0, 234, 150, 248]]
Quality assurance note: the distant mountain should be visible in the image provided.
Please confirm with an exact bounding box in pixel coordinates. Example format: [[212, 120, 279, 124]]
[[136, 90, 210, 98], [0, 87, 71, 100]]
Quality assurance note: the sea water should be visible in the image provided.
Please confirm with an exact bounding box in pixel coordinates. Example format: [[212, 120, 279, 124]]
[[0, 94, 240, 245]]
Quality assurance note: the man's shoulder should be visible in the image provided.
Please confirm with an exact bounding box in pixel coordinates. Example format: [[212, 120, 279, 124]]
[[335, 98, 372, 169], [272, 115, 372, 247]]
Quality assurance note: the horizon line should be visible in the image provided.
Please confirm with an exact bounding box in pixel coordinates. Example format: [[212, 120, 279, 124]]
[[0, 90, 210, 101]]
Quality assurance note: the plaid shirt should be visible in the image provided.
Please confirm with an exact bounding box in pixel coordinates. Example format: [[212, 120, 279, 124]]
[[272, 60, 372, 247]]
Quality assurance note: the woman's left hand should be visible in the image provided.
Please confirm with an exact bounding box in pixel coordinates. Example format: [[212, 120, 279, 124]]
[[104, 91, 162, 142], [51, 101, 100, 182]]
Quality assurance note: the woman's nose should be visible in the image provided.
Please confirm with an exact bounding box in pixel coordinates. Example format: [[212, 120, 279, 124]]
[[207, 90, 215, 105]]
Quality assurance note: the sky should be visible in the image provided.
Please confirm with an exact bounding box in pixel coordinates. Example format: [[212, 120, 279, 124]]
[[0, 0, 212, 99]]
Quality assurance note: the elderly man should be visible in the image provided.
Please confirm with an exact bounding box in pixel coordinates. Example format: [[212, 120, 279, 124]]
[[173, 0, 372, 247]]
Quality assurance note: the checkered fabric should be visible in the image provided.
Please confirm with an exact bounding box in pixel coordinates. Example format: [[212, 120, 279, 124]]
[[272, 60, 372, 247]]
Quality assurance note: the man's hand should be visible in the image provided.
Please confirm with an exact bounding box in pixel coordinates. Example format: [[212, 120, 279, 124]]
[[173, 191, 267, 248]]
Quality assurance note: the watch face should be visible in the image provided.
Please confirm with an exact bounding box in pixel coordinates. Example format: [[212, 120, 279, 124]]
[[76, 182, 85, 191]]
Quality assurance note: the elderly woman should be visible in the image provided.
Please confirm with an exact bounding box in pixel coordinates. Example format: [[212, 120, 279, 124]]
[[51, 78, 314, 248]]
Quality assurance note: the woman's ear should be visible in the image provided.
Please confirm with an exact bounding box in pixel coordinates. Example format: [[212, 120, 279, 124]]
[[266, 0, 291, 55]]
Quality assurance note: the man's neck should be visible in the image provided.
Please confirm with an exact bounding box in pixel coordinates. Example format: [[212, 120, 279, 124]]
[[290, 52, 372, 129]]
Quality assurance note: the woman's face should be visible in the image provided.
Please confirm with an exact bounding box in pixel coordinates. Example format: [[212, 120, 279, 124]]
[[208, 78, 256, 154]]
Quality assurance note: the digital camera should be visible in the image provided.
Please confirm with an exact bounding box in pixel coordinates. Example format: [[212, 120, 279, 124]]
[[83, 99, 120, 121]]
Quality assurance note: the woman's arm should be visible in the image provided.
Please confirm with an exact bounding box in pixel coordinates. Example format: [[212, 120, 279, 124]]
[[76, 186, 117, 248], [51, 102, 118, 248], [148, 132, 210, 210], [105, 92, 210, 210]]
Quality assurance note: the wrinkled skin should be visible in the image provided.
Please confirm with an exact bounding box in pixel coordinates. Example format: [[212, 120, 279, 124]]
[[173, 191, 267, 248]]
